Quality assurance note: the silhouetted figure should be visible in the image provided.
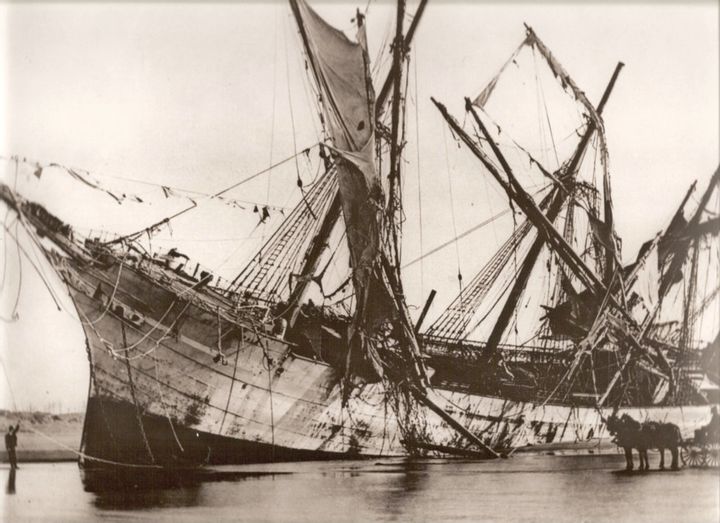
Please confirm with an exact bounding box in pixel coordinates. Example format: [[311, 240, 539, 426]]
[[4, 423, 20, 470], [696, 406, 720, 443], [708, 406, 720, 435]]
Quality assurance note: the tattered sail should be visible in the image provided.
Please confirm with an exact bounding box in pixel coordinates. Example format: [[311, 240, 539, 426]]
[[650, 168, 720, 389], [2, 4, 718, 470], [429, 24, 701, 408], [430, 26, 615, 351], [290, 0, 426, 387]]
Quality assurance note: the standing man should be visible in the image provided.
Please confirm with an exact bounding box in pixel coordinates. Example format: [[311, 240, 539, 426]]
[[4, 423, 20, 469]]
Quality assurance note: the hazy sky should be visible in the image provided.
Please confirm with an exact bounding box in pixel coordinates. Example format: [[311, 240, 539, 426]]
[[1, 1, 718, 411]]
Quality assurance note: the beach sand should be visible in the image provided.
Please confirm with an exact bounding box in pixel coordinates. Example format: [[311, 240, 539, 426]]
[[1, 410, 83, 462]]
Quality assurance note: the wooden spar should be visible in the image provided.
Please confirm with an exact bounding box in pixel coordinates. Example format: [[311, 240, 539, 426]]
[[432, 94, 604, 310], [564, 62, 624, 179], [289, 0, 357, 148], [478, 64, 624, 354], [380, 253, 429, 387], [483, 187, 565, 355], [414, 289, 437, 332], [628, 182, 697, 329], [409, 440, 495, 459], [599, 63, 625, 286], [679, 236, 700, 354], [691, 217, 720, 237], [376, 0, 428, 118], [386, 0, 406, 268], [434, 99, 670, 379], [660, 166, 720, 296], [614, 177, 710, 393], [289, 0, 318, 89], [286, 0, 429, 318], [287, 193, 342, 327], [431, 98, 517, 207], [597, 350, 633, 407], [408, 385, 504, 459], [673, 181, 704, 355], [389, 0, 406, 182], [462, 99, 605, 298], [677, 180, 699, 217]]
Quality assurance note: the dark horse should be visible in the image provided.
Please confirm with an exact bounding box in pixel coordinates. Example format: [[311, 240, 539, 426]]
[[606, 413, 682, 471]]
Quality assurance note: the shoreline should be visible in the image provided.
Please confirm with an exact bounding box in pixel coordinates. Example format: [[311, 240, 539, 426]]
[[1, 410, 83, 465]]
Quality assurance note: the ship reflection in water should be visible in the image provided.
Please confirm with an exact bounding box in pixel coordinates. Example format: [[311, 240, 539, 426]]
[[3, 455, 719, 522]]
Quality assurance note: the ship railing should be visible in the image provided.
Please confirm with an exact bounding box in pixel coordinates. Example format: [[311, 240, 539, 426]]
[[421, 334, 571, 365]]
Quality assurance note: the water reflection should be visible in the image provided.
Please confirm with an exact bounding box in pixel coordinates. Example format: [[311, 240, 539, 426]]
[[6, 468, 16, 495], [50, 456, 718, 522], [368, 459, 430, 520], [81, 467, 291, 511]]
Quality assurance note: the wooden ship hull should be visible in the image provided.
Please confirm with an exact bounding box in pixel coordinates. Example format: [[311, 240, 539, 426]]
[[63, 256, 712, 468], [2, 0, 717, 471]]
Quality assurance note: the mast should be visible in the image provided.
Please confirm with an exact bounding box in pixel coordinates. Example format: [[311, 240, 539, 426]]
[[479, 64, 623, 355], [386, 0, 406, 272], [564, 62, 624, 182], [599, 63, 624, 285], [458, 98, 604, 297], [434, 97, 671, 389], [679, 237, 700, 354], [659, 166, 720, 296], [481, 187, 563, 355], [286, 0, 427, 323], [376, 0, 428, 119]]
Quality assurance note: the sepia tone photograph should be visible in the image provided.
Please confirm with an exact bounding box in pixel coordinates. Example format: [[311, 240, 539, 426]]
[[1, 0, 718, 521]]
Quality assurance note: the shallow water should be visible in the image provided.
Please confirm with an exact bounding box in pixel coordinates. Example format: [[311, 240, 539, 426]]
[[2, 454, 719, 522]]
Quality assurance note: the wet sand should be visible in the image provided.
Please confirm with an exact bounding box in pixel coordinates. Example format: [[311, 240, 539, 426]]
[[2, 454, 719, 522], [0, 411, 83, 462]]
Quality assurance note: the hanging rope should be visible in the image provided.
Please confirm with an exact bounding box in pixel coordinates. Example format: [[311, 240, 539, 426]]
[[120, 321, 157, 464], [413, 43, 424, 298], [1, 220, 62, 311], [77, 251, 129, 326], [533, 48, 560, 169], [104, 145, 320, 247], [152, 358, 185, 453], [284, 12, 302, 188], [0, 214, 22, 322], [441, 122, 463, 298], [219, 326, 243, 434], [0, 355, 164, 469], [250, 321, 275, 454]]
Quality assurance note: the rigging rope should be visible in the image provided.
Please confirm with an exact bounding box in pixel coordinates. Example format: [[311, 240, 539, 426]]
[[413, 42, 424, 299], [402, 184, 551, 270], [0, 214, 22, 322], [441, 122, 463, 297], [105, 145, 320, 247], [1, 221, 62, 311], [0, 355, 164, 469]]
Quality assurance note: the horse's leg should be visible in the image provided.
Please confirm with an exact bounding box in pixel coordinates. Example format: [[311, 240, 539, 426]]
[[659, 448, 665, 470], [642, 449, 649, 471], [624, 447, 633, 471], [671, 447, 679, 470]]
